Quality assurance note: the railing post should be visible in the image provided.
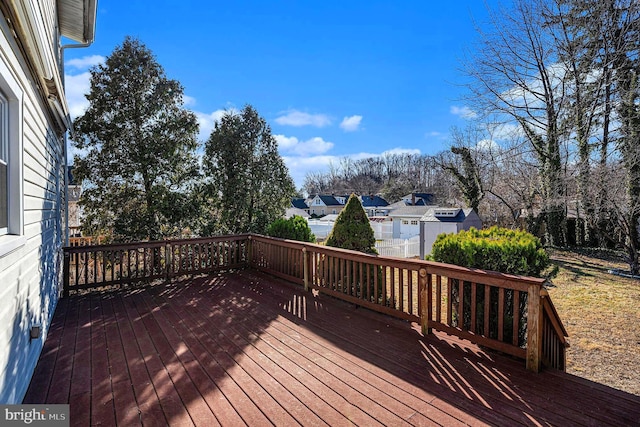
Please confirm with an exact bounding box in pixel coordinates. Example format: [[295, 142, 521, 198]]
[[165, 241, 172, 283], [247, 235, 253, 268], [526, 283, 543, 372], [63, 249, 70, 297], [302, 246, 309, 292], [419, 268, 431, 335]]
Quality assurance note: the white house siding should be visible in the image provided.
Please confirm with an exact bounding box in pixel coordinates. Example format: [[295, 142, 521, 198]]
[[0, 11, 65, 403]]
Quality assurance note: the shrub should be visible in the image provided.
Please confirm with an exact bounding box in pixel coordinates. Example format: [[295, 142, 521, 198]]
[[430, 226, 550, 278], [325, 194, 377, 254], [266, 215, 315, 243], [430, 226, 551, 347], [323, 194, 381, 300]]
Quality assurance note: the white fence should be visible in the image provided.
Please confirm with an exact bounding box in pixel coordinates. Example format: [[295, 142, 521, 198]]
[[308, 219, 393, 241], [370, 221, 393, 240], [375, 236, 421, 258], [307, 219, 334, 240]]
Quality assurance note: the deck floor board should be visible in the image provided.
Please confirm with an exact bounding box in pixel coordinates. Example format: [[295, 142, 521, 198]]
[[24, 270, 640, 426]]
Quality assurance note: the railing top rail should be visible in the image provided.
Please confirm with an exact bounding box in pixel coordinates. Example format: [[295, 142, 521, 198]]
[[63, 234, 252, 253], [250, 234, 546, 290]]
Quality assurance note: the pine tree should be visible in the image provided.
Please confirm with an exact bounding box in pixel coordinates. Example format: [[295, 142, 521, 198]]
[[71, 36, 200, 242], [325, 194, 377, 254], [203, 105, 295, 234]]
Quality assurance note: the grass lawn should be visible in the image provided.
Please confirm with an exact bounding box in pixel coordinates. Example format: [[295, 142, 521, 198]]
[[548, 249, 640, 396]]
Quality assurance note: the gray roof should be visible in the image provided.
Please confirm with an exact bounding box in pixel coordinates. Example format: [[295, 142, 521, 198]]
[[388, 205, 433, 217], [360, 195, 389, 207], [285, 208, 310, 219], [291, 198, 308, 209], [421, 208, 476, 222]]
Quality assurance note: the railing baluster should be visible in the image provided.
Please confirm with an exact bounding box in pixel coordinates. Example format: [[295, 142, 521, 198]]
[[498, 288, 505, 341], [513, 290, 520, 346], [458, 279, 464, 329], [471, 282, 477, 334], [484, 285, 491, 338]]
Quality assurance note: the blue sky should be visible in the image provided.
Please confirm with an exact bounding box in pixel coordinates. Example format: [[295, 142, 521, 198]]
[[64, 1, 505, 188]]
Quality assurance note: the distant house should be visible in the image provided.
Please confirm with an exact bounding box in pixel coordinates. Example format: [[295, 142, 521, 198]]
[[360, 195, 390, 217], [388, 206, 433, 239], [291, 198, 310, 216], [400, 193, 436, 206], [307, 194, 347, 217], [419, 208, 483, 258], [0, 0, 96, 403]]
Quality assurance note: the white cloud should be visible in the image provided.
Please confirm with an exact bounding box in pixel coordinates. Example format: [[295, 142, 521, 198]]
[[182, 95, 197, 107], [450, 105, 478, 119], [194, 109, 230, 141], [65, 55, 105, 70], [64, 71, 91, 119], [275, 134, 334, 156], [477, 139, 500, 152], [339, 115, 363, 132], [275, 110, 332, 127]]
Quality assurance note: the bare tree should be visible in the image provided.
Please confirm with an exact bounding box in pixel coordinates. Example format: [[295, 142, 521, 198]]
[[463, 0, 569, 245]]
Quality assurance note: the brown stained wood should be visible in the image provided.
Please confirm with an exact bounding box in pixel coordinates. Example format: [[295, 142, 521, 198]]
[[399, 268, 404, 313], [430, 322, 527, 359], [470, 282, 477, 334], [390, 267, 396, 309], [407, 270, 413, 315], [498, 288, 505, 342], [513, 291, 520, 347], [27, 271, 639, 427], [484, 285, 490, 338], [373, 263, 379, 303], [458, 279, 464, 330], [436, 275, 442, 323], [419, 268, 428, 335], [358, 261, 363, 299], [527, 284, 542, 373], [447, 277, 453, 326]]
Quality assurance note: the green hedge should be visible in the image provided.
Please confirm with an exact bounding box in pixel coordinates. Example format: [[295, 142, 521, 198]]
[[266, 216, 316, 243], [430, 226, 551, 347], [430, 226, 550, 278]]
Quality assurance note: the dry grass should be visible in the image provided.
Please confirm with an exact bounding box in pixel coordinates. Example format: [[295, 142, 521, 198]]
[[547, 249, 640, 396]]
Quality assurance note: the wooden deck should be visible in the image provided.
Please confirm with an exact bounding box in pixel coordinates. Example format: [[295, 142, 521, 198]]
[[25, 270, 640, 426]]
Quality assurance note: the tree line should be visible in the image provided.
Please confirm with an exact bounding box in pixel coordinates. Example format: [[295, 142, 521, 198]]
[[304, 0, 640, 273], [72, 37, 295, 243]]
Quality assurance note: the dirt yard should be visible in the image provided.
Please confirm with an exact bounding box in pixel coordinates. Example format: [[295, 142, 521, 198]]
[[547, 249, 640, 396]]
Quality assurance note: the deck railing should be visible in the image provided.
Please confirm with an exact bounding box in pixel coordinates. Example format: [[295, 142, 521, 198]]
[[63, 235, 249, 296], [63, 233, 568, 372]]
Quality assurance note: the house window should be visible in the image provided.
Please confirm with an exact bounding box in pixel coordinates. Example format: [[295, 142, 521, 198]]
[[0, 91, 7, 234], [0, 59, 25, 256], [411, 220, 418, 225], [321, 209, 325, 215], [402, 220, 409, 225], [332, 209, 336, 214]]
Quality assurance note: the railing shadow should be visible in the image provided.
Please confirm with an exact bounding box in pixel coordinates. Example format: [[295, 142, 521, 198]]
[[241, 269, 640, 426]]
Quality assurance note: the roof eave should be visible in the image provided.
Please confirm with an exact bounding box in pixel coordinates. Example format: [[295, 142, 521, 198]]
[[59, 0, 97, 44]]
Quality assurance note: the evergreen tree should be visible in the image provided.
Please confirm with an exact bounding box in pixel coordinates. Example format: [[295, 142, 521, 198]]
[[325, 194, 377, 254], [203, 105, 295, 234], [72, 36, 200, 242]]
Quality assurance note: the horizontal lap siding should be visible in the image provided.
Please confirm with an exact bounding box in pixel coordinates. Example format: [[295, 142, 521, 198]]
[[0, 8, 65, 403]]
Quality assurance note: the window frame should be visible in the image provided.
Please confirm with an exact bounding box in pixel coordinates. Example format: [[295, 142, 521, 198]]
[[0, 55, 25, 257]]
